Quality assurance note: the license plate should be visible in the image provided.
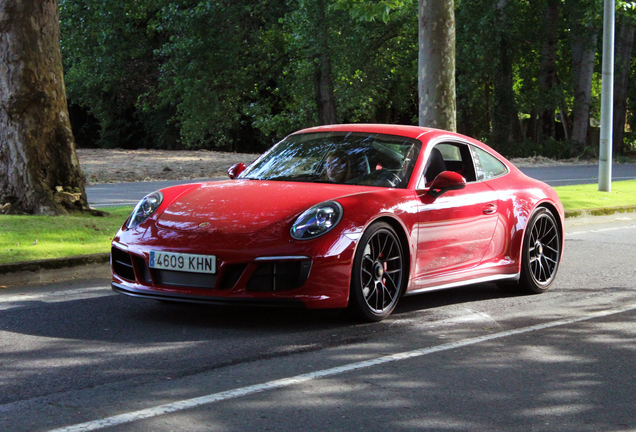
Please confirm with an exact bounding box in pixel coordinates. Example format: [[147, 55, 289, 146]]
[[149, 251, 216, 274]]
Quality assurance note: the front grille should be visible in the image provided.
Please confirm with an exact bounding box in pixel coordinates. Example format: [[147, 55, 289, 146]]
[[112, 247, 135, 281], [152, 269, 217, 289], [246, 260, 311, 292]]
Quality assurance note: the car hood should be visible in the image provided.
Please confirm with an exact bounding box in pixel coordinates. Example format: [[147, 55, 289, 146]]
[[155, 179, 370, 234]]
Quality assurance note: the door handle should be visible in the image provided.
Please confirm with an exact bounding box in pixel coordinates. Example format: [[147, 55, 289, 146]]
[[483, 203, 497, 215]]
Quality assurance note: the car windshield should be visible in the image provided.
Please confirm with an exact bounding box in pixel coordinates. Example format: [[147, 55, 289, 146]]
[[240, 132, 422, 188]]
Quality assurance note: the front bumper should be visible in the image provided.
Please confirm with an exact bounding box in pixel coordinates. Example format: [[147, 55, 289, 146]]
[[110, 237, 356, 309]]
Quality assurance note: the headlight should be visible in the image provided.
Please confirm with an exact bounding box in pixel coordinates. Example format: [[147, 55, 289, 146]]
[[291, 201, 343, 240], [127, 191, 163, 229]]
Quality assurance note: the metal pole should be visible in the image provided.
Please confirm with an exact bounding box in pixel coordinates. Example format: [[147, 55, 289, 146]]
[[599, 0, 615, 192]]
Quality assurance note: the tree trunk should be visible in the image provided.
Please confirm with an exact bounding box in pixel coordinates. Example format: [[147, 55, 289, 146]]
[[526, 109, 538, 141], [538, 0, 560, 141], [0, 0, 87, 215], [315, 52, 338, 125], [418, 0, 456, 131], [560, 104, 570, 141], [613, 15, 635, 156], [314, 0, 337, 125], [490, 0, 522, 153], [569, 1, 597, 156]]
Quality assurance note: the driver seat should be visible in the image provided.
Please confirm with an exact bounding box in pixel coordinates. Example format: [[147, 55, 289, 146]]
[[424, 148, 447, 186]]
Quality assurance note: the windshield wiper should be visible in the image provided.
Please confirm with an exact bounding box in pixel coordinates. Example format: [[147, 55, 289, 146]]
[[263, 174, 320, 182]]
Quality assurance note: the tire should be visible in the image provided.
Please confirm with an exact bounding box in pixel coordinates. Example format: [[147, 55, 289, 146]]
[[349, 222, 406, 322], [518, 207, 562, 294]]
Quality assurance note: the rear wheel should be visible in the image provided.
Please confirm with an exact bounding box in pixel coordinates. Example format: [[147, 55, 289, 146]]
[[518, 207, 562, 294], [349, 222, 405, 322]]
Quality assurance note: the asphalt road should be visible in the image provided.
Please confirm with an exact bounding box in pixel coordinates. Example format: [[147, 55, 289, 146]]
[[1, 216, 635, 432], [85, 164, 636, 207], [520, 163, 636, 186], [86, 179, 215, 208]]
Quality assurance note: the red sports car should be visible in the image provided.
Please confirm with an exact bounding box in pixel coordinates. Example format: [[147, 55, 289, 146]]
[[111, 124, 564, 321]]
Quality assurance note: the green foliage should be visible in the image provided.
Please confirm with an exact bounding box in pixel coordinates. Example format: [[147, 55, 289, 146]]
[[507, 138, 579, 160], [153, 1, 265, 149], [619, 1, 636, 18], [60, 0, 421, 152], [246, 0, 418, 140], [332, 0, 407, 22], [626, 15, 636, 144], [60, 0, 635, 158], [60, 0, 179, 149]]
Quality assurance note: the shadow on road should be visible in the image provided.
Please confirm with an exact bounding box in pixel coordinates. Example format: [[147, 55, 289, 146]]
[[0, 282, 515, 342]]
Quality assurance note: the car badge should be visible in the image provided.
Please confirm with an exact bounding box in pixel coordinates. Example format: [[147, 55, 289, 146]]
[[199, 222, 210, 228]]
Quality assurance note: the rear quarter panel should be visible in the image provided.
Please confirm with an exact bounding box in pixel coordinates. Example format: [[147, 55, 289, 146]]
[[484, 167, 564, 271]]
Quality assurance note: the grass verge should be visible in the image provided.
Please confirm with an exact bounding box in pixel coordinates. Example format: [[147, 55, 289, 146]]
[[554, 179, 636, 211], [0, 207, 131, 265]]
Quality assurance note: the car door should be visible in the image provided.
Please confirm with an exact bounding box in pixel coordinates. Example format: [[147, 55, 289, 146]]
[[413, 142, 500, 282]]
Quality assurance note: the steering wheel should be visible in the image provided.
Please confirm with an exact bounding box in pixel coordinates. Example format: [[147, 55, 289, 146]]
[[361, 170, 403, 187]]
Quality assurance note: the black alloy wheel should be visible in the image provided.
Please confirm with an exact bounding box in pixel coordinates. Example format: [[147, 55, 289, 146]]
[[519, 207, 562, 293], [350, 222, 405, 321]]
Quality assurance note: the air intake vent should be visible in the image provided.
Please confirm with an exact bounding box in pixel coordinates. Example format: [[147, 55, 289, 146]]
[[219, 264, 247, 290], [111, 247, 135, 281], [246, 260, 311, 292]]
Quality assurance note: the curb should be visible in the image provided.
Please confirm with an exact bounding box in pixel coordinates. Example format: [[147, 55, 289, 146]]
[[564, 205, 636, 219], [0, 253, 109, 274], [0, 253, 111, 288]]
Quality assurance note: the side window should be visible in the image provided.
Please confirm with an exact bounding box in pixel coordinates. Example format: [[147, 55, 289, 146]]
[[421, 142, 477, 188], [436, 143, 461, 161], [471, 146, 508, 180]]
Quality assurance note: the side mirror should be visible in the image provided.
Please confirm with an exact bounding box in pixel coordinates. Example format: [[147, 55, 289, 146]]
[[427, 171, 466, 198], [227, 163, 246, 179]]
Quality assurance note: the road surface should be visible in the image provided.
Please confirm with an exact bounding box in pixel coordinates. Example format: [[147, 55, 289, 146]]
[[1, 216, 635, 431]]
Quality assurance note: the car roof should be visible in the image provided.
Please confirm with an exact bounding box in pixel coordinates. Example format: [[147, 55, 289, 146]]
[[293, 124, 439, 141]]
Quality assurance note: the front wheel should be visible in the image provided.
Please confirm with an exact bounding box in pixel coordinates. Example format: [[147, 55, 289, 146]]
[[518, 207, 562, 294], [349, 222, 405, 322]]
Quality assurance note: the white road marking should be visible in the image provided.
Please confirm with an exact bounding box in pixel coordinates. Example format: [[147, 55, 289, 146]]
[[47, 302, 636, 432], [546, 176, 636, 184]]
